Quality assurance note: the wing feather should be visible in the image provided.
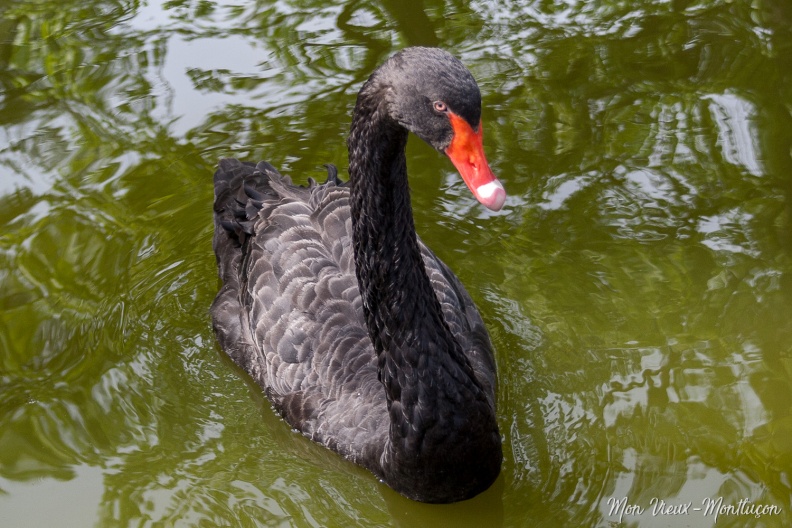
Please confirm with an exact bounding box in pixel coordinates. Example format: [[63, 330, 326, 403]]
[[211, 158, 496, 463]]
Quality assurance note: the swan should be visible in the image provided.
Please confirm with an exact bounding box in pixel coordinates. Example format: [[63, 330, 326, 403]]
[[211, 47, 505, 503]]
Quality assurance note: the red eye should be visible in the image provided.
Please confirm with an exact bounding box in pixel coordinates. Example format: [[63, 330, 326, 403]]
[[433, 101, 447, 113]]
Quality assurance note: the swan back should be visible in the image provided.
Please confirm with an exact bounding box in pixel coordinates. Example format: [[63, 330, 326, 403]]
[[211, 158, 498, 497]]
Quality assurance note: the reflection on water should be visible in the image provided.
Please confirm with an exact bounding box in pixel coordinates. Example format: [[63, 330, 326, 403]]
[[1, 0, 792, 526]]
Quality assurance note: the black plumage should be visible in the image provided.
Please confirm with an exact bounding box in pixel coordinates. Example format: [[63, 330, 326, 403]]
[[211, 47, 503, 503]]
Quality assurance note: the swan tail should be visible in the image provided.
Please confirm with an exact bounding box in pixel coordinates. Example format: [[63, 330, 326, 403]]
[[212, 159, 343, 249], [211, 159, 284, 364], [213, 158, 282, 247]]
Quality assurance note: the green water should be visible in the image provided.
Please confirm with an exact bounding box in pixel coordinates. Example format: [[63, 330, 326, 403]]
[[2, 0, 791, 526]]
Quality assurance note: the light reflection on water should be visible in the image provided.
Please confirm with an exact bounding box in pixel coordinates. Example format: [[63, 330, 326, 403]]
[[705, 92, 763, 177], [1, 0, 792, 526]]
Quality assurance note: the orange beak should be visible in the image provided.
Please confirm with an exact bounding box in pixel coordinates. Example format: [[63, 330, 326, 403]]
[[444, 113, 506, 211]]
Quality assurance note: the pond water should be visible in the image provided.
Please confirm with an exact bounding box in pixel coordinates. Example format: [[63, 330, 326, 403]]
[[2, 0, 792, 526]]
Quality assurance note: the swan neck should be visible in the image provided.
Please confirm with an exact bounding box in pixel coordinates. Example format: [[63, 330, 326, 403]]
[[345, 73, 502, 502], [347, 90, 483, 403], [348, 94, 435, 362]]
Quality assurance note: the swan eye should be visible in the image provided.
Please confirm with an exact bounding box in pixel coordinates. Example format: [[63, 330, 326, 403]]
[[433, 101, 448, 113]]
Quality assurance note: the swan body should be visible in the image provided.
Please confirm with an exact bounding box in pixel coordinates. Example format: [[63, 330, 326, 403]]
[[211, 47, 504, 503]]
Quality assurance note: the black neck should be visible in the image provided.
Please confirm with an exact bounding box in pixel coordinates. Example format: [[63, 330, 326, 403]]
[[348, 86, 493, 412], [346, 80, 502, 502], [348, 87, 477, 393]]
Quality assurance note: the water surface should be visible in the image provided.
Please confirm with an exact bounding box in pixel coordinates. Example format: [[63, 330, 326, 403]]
[[2, 0, 791, 526]]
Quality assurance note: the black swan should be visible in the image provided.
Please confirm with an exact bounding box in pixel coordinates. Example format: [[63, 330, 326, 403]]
[[210, 47, 505, 503]]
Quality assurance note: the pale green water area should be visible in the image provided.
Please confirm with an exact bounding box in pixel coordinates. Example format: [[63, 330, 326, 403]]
[[2, 0, 792, 526]]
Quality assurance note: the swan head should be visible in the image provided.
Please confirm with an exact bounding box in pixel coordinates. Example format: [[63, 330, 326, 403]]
[[372, 47, 507, 211]]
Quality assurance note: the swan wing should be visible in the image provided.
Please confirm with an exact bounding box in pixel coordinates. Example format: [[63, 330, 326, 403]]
[[210, 158, 496, 462], [211, 159, 386, 463], [420, 245, 498, 407]]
